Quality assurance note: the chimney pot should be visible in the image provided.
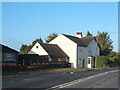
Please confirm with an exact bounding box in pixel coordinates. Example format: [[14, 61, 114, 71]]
[[76, 32, 82, 38]]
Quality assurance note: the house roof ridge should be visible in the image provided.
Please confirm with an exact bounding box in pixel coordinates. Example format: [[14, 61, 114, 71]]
[[62, 33, 94, 38], [62, 33, 78, 38], [62, 34, 95, 46]]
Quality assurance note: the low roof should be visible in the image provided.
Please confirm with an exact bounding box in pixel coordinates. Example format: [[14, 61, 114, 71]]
[[40, 43, 69, 58], [0, 44, 19, 53], [62, 34, 95, 47]]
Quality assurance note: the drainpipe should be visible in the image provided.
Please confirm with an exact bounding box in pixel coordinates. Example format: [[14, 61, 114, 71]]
[[95, 47, 98, 68]]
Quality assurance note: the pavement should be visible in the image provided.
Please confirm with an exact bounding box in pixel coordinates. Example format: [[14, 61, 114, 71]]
[[2, 68, 119, 89]]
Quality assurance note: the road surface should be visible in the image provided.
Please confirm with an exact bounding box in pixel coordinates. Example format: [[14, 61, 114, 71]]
[[2, 68, 119, 89], [52, 69, 119, 89]]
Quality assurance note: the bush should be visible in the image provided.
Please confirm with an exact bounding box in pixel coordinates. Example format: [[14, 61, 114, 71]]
[[96, 56, 109, 68], [109, 56, 120, 67]]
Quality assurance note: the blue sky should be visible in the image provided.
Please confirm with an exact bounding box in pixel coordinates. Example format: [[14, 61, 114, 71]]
[[2, 2, 118, 52]]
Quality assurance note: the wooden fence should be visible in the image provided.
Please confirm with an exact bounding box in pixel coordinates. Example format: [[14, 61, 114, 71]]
[[2, 54, 71, 70]]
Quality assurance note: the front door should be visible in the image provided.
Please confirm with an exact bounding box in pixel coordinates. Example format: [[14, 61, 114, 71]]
[[93, 57, 95, 68], [87, 57, 91, 68], [83, 59, 84, 68]]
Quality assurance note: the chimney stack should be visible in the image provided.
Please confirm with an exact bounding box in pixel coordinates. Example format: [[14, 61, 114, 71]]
[[76, 32, 82, 38]]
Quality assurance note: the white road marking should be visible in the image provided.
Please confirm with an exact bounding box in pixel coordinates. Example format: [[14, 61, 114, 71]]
[[46, 70, 119, 90]]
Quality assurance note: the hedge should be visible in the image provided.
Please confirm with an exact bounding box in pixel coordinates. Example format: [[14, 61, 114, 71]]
[[96, 56, 109, 68]]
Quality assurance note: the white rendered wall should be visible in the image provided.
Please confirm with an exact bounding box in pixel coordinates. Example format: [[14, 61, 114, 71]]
[[28, 42, 48, 56], [87, 39, 100, 56], [77, 46, 88, 68], [49, 34, 77, 68]]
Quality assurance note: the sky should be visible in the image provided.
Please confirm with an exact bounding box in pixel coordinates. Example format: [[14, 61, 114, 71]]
[[2, 2, 118, 52]]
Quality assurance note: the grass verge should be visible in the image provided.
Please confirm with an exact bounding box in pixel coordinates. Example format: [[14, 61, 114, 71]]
[[2, 67, 110, 76]]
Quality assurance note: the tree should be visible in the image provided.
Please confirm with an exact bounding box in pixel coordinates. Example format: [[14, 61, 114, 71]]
[[109, 51, 117, 57], [86, 31, 92, 36], [20, 38, 43, 54], [45, 33, 58, 43], [116, 52, 120, 57], [20, 44, 30, 54], [32, 38, 43, 45], [109, 55, 120, 66], [96, 31, 113, 56]]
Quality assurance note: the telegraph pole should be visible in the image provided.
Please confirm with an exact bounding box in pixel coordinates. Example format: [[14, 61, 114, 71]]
[[95, 40, 98, 68]]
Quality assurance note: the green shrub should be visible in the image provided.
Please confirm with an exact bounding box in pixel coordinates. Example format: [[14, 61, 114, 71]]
[[96, 56, 108, 68], [109, 56, 120, 67]]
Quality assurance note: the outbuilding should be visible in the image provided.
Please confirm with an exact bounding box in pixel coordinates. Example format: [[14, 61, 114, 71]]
[[0, 44, 19, 67]]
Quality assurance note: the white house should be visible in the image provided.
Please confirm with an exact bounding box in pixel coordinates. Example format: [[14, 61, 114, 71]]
[[28, 32, 100, 68], [49, 32, 100, 68]]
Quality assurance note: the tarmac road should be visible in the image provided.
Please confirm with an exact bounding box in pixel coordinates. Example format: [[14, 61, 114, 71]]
[[55, 69, 119, 89], [2, 68, 119, 89]]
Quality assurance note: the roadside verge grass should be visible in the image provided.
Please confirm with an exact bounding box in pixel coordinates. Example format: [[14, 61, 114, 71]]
[[2, 67, 110, 76]]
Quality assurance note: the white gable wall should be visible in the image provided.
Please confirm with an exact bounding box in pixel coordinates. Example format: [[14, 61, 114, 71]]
[[28, 42, 49, 56], [87, 39, 100, 56], [49, 34, 77, 68]]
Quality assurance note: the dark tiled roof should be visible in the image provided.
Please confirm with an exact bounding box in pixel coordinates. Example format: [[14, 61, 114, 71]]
[[79, 36, 95, 46], [40, 43, 69, 58], [62, 34, 95, 46], [0, 44, 19, 53]]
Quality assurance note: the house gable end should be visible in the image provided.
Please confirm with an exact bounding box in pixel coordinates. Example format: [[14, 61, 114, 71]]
[[87, 39, 100, 56], [28, 42, 49, 56]]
